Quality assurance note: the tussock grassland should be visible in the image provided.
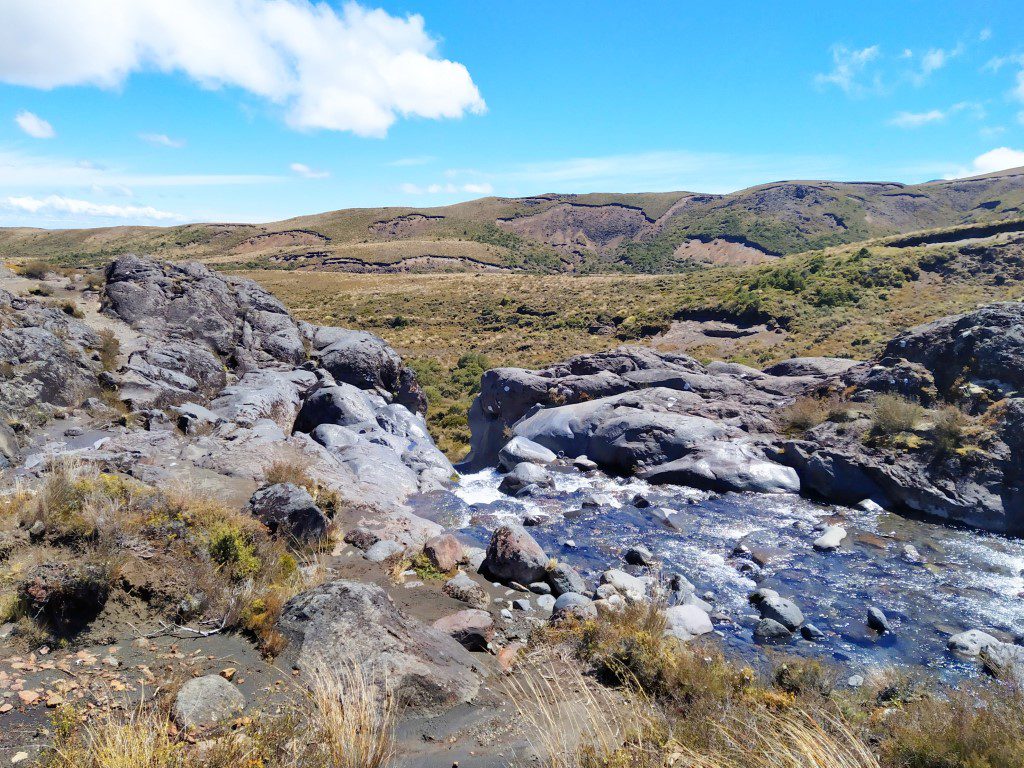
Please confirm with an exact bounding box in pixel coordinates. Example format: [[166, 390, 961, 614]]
[[244, 235, 1024, 457]]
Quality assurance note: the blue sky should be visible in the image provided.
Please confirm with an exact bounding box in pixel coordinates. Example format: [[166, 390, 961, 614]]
[[0, 0, 1022, 228]]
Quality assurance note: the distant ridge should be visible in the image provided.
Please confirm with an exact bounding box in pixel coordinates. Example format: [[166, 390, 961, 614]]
[[2, 167, 1023, 274]]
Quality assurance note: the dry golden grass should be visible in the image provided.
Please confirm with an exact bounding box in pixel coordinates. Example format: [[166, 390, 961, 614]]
[[674, 710, 879, 768], [305, 659, 396, 768], [508, 652, 666, 768], [48, 703, 182, 768]]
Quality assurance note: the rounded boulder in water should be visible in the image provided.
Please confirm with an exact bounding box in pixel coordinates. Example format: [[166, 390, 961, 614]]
[[498, 436, 556, 471]]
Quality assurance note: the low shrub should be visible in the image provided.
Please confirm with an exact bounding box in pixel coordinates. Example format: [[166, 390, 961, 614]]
[[779, 397, 830, 433], [18, 259, 51, 279], [931, 405, 971, 454], [870, 394, 923, 437]]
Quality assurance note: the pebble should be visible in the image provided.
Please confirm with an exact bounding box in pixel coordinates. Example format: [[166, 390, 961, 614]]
[[800, 624, 826, 642], [511, 598, 531, 612], [847, 674, 865, 687]]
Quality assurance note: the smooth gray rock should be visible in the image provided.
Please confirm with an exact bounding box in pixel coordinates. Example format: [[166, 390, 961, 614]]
[[664, 604, 713, 641], [755, 618, 792, 642], [948, 629, 1000, 657], [757, 595, 804, 631], [599, 569, 649, 598], [172, 675, 245, 729], [813, 525, 847, 551], [551, 592, 597, 621], [641, 442, 800, 494], [498, 436, 556, 471], [364, 540, 404, 562], [279, 580, 479, 712], [498, 462, 554, 495]]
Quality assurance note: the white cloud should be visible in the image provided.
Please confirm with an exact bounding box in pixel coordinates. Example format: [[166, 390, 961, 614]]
[[0, 0, 485, 138], [972, 147, 1024, 173], [289, 162, 329, 179], [14, 110, 55, 138], [139, 132, 184, 148], [979, 28, 992, 42], [889, 109, 945, 128], [980, 125, 1006, 137], [814, 44, 881, 94], [1, 194, 181, 221], [946, 147, 1024, 178]]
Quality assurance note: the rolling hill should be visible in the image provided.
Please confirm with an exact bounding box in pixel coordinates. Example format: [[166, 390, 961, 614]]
[[2, 167, 1024, 274]]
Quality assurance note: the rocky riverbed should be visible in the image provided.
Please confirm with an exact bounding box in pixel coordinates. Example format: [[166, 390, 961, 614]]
[[412, 464, 1024, 678]]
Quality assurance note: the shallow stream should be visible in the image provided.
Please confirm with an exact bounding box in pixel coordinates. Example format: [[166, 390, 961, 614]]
[[413, 465, 1024, 680]]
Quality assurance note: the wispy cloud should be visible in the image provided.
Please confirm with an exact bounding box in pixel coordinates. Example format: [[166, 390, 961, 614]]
[[0, 148, 279, 188], [388, 156, 435, 167], [814, 44, 881, 95], [889, 109, 946, 128], [289, 162, 329, 179], [400, 181, 493, 195], [139, 132, 185, 148], [0, 1, 484, 138], [1, 194, 181, 221], [911, 43, 963, 85], [14, 110, 55, 139], [888, 101, 983, 128]]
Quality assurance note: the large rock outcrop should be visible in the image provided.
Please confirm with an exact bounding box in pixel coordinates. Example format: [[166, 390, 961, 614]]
[[464, 302, 1024, 533], [5, 256, 450, 545]]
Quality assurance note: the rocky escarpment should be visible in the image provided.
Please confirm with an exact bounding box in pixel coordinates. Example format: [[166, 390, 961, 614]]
[[3, 255, 449, 534], [465, 303, 1024, 533]]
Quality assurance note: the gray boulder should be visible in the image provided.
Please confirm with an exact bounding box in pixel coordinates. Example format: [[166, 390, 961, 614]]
[[246, 483, 327, 542], [640, 442, 800, 494], [442, 572, 490, 609], [755, 618, 793, 642], [547, 562, 587, 596], [867, 606, 893, 634], [498, 462, 554, 496], [480, 525, 549, 585], [307, 327, 426, 414], [756, 595, 804, 631], [664, 604, 713, 641], [948, 629, 1000, 657], [551, 592, 597, 621], [278, 580, 479, 712], [172, 675, 245, 729]]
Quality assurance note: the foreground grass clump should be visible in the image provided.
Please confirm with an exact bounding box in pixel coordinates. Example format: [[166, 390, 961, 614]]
[[0, 461, 324, 655], [535, 605, 1024, 768], [45, 664, 395, 768]]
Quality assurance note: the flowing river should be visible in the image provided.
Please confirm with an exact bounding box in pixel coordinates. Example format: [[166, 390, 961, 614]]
[[412, 464, 1024, 680]]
